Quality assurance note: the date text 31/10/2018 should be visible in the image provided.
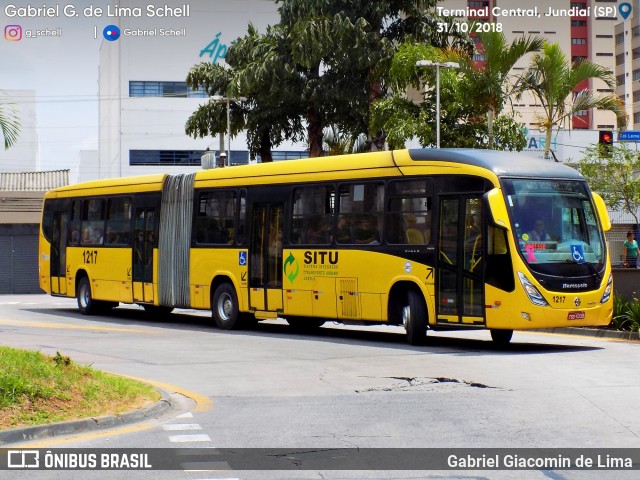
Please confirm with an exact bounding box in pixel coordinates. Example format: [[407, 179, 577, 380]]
[[436, 22, 503, 33]]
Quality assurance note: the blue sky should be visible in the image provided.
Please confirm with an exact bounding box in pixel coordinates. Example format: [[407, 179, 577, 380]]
[[0, 1, 107, 172]]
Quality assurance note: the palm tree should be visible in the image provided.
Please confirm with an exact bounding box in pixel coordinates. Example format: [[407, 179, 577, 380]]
[[517, 42, 627, 160], [0, 95, 20, 149], [464, 31, 544, 149]]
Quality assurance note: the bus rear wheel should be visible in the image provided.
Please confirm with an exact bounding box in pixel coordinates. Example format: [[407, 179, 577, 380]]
[[404, 289, 428, 345], [77, 276, 96, 315], [490, 329, 513, 346], [212, 283, 240, 330]]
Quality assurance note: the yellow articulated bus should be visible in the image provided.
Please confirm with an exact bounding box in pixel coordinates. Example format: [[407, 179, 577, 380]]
[[39, 149, 613, 345]]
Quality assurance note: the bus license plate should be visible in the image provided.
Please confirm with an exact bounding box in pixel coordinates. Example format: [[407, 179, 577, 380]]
[[567, 311, 586, 320]]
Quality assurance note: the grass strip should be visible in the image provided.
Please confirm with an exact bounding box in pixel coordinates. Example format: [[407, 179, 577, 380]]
[[0, 346, 160, 429]]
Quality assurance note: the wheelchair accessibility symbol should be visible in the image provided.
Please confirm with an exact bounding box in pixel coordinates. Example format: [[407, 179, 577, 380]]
[[238, 251, 247, 266], [571, 244, 585, 263]]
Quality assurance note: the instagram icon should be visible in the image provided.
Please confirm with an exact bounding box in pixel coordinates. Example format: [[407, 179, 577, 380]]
[[5, 25, 22, 41]]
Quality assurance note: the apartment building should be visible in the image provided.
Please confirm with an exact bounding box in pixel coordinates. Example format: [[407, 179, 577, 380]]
[[439, 0, 620, 131], [615, 0, 640, 128]]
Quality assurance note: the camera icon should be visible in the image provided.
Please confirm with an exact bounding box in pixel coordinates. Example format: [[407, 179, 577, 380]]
[[4, 25, 22, 41]]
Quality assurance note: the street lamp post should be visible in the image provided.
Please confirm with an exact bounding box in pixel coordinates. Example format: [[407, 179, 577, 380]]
[[210, 95, 247, 166], [415, 60, 460, 149]]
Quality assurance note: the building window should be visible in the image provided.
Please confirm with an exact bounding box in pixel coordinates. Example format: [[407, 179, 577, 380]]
[[571, 20, 586, 27], [570, 2, 586, 8], [616, 74, 626, 86], [129, 81, 207, 98], [616, 32, 625, 44], [616, 53, 625, 65], [633, 69, 640, 81], [571, 38, 587, 45], [634, 112, 640, 124], [572, 56, 587, 63], [596, 35, 613, 39], [633, 90, 640, 103], [468, 1, 489, 6], [633, 26, 640, 38], [574, 110, 589, 116], [473, 54, 485, 61]]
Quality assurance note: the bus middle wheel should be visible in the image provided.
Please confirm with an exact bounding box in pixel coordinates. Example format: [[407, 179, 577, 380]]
[[211, 282, 240, 330]]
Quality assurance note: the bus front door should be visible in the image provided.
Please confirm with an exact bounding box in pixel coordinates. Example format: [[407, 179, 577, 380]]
[[132, 207, 156, 304], [249, 203, 284, 314], [436, 196, 485, 326], [50, 211, 68, 295]]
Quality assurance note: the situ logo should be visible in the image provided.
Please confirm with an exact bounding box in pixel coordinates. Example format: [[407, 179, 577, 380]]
[[200, 32, 227, 64], [284, 253, 299, 284]]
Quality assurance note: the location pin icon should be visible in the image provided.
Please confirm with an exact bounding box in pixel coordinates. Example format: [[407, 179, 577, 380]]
[[620, 2, 632, 20]]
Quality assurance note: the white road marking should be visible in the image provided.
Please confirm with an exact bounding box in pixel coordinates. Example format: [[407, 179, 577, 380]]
[[168, 434, 212, 443], [162, 424, 203, 431]]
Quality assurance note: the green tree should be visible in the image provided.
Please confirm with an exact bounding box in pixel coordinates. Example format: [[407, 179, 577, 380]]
[[186, 24, 307, 162], [577, 143, 640, 226], [370, 43, 526, 151], [278, 0, 472, 151], [461, 31, 543, 148], [517, 42, 627, 160], [0, 94, 20, 149], [186, 1, 472, 159]]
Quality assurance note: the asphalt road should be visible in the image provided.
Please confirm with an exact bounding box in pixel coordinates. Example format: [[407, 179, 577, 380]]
[[0, 294, 639, 480]]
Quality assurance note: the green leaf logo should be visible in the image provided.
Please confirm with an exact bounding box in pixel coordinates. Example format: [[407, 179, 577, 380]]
[[283, 252, 299, 284]]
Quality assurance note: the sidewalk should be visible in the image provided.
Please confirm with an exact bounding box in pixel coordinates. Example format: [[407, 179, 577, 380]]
[[533, 326, 639, 341]]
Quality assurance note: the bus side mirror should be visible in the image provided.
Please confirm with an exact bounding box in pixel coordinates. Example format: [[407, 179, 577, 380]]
[[592, 192, 611, 232], [484, 188, 509, 228]]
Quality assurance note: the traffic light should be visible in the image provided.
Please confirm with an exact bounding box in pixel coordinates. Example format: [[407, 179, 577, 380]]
[[599, 130, 613, 146]]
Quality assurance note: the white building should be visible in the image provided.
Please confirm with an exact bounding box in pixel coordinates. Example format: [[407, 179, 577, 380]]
[[97, 0, 308, 179], [0, 90, 39, 172]]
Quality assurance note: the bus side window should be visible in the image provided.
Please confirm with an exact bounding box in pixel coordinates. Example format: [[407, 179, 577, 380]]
[[486, 225, 514, 291]]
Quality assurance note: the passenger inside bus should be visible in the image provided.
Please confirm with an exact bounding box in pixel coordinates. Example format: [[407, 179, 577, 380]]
[[405, 214, 425, 244], [334, 215, 352, 244], [354, 215, 379, 245]]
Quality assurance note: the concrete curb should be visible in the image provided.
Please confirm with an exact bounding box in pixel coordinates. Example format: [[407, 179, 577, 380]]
[[533, 327, 640, 341], [0, 388, 173, 446]]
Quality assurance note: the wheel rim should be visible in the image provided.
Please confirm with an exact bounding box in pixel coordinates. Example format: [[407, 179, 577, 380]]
[[402, 305, 411, 328], [217, 292, 233, 321], [80, 284, 89, 309]]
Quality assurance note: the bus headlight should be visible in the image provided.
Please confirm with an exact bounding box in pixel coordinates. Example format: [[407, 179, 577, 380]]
[[600, 274, 613, 304], [518, 272, 549, 306]]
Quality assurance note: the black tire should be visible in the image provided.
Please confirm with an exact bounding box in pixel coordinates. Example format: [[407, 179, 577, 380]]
[[211, 283, 240, 330], [143, 305, 174, 318], [404, 289, 428, 345], [490, 329, 514, 346], [76, 276, 97, 315], [286, 316, 325, 330]]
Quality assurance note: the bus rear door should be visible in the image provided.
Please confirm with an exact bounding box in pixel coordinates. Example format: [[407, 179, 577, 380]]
[[249, 203, 284, 315], [437, 195, 485, 326], [50, 210, 68, 295], [132, 206, 157, 304]]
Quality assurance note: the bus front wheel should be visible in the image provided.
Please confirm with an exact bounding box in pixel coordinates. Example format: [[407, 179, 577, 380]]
[[404, 289, 428, 345], [77, 277, 96, 315], [212, 283, 239, 330], [490, 329, 513, 346]]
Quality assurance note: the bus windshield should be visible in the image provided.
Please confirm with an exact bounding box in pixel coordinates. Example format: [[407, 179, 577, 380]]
[[502, 178, 605, 276]]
